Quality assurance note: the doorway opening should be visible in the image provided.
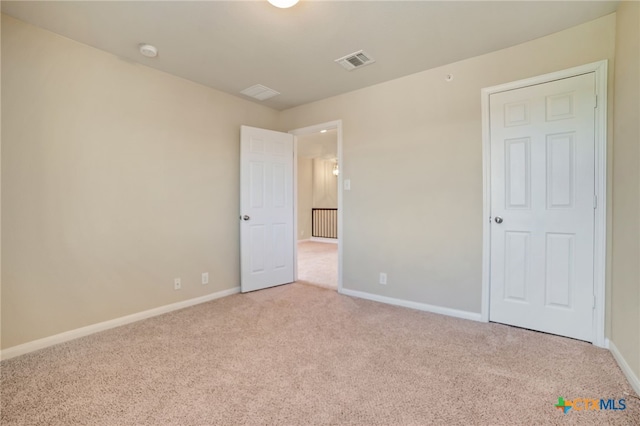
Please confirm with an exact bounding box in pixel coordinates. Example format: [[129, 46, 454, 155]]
[[290, 120, 343, 291]]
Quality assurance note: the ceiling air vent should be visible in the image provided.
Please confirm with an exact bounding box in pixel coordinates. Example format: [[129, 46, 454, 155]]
[[335, 50, 375, 71], [240, 84, 280, 101]]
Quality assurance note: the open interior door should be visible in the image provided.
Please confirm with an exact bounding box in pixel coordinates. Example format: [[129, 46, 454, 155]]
[[240, 125, 295, 292]]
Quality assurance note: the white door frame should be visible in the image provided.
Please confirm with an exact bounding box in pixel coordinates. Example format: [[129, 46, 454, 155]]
[[289, 120, 344, 291], [480, 60, 608, 347]]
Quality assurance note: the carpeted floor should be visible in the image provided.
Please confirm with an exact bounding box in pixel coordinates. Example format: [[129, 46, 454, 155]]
[[1, 283, 638, 425], [297, 240, 338, 289]]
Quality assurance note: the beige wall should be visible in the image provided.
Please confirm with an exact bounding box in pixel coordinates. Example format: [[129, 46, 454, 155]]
[[611, 1, 640, 381], [297, 158, 313, 240], [1, 15, 279, 348], [0, 12, 3, 348], [278, 14, 616, 313]]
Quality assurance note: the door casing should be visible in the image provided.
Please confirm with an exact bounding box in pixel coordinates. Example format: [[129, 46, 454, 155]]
[[480, 60, 608, 347], [289, 120, 344, 292]]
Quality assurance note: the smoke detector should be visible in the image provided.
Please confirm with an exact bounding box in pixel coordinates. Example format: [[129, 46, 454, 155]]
[[139, 44, 158, 58], [335, 50, 375, 71]]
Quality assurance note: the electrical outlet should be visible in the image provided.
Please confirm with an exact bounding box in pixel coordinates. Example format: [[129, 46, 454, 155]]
[[202, 272, 209, 285], [174, 278, 181, 290], [379, 272, 387, 285]]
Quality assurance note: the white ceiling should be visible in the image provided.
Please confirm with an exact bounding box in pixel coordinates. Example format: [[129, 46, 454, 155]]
[[1, 1, 619, 110]]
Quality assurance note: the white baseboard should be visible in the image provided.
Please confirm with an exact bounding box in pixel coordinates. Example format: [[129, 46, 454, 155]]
[[310, 237, 338, 244], [609, 340, 640, 397], [1, 286, 240, 361], [339, 288, 483, 322]]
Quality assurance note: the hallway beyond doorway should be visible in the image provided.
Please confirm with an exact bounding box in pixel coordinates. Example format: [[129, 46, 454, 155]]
[[297, 241, 337, 289]]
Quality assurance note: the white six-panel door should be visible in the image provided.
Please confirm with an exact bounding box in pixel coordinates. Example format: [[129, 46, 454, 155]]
[[489, 73, 596, 341], [240, 126, 294, 293]]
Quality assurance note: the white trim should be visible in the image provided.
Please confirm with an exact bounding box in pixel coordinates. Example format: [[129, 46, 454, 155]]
[[0, 287, 240, 361], [592, 61, 608, 348], [292, 134, 299, 282], [310, 237, 338, 244], [609, 340, 640, 397], [480, 60, 608, 347], [290, 120, 344, 292], [481, 84, 492, 323], [340, 288, 483, 322], [337, 123, 344, 293]]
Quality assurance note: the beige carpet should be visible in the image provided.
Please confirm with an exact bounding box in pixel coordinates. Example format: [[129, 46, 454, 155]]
[[1, 283, 638, 425], [297, 241, 338, 289]]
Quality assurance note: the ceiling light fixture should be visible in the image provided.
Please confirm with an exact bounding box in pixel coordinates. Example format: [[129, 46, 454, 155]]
[[320, 129, 327, 133], [268, 0, 299, 8], [138, 43, 158, 58]]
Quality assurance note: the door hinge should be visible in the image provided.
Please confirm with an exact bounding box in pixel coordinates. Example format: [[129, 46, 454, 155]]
[[594, 95, 598, 109], [593, 294, 596, 309], [593, 195, 598, 209]]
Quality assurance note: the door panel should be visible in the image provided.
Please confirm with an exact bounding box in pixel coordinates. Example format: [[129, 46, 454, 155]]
[[505, 137, 531, 209], [545, 233, 574, 308], [546, 132, 575, 208], [240, 126, 294, 293], [489, 73, 596, 342], [504, 231, 530, 302]]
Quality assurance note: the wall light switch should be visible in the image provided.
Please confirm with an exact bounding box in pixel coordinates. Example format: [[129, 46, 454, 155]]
[[344, 179, 351, 191]]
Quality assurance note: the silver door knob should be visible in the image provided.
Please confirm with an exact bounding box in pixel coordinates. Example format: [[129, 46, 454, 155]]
[[494, 216, 503, 224], [243, 215, 250, 221]]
